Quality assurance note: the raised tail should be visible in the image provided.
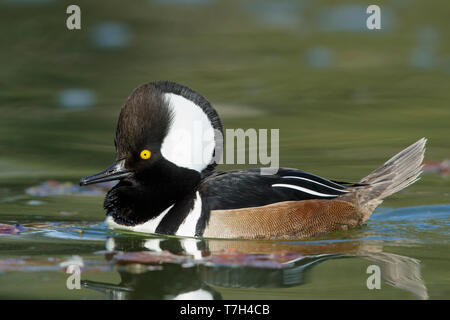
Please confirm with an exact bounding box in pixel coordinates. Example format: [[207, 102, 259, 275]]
[[340, 138, 427, 222]]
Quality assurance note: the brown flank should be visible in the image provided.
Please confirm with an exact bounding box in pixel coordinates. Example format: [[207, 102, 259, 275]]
[[203, 199, 360, 240]]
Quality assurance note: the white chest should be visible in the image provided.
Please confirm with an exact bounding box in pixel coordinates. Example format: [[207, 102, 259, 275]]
[[105, 192, 203, 237]]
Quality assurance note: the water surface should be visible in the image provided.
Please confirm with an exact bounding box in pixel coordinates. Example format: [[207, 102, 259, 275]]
[[0, 0, 449, 299]]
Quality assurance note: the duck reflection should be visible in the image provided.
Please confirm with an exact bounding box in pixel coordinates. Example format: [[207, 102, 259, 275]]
[[83, 262, 221, 300], [81, 235, 428, 300]]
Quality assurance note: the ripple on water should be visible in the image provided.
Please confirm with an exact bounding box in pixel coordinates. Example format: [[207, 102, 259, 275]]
[[2, 204, 449, 245], [368, 204, 450, 243], [1, 204, 446, 299]]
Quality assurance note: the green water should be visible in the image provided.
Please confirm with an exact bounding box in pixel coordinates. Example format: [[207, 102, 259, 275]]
[[0, 0, 449, 299]]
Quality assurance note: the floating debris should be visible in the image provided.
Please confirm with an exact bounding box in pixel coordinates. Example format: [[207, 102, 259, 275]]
[[113, 250, 190, 265], [0, 248, 315, 275], [204, 248, 305, 269], [0, 224, 25, 235], [109, 248, 305, 269], [0, 257, 61, 273], [26, 180, 115, 196]]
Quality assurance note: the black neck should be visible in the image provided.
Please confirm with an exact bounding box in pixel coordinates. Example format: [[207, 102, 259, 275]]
[[104, 159, 201, 226]]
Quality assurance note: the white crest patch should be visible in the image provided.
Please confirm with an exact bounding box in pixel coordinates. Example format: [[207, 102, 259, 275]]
[[161, 93, 215, 172]]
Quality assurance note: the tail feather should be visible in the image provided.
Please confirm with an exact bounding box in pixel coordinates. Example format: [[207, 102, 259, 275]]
[[360, 138, 426, 200], [340, 138, 426, 221]]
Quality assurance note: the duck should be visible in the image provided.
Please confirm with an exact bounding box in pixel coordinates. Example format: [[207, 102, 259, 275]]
[[80, 81, 426, 240]]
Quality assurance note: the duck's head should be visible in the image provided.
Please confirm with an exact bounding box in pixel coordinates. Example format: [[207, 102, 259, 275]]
[[80, 81, 223, 186]]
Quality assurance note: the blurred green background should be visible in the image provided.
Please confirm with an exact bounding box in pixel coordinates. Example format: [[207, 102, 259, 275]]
[[0, 0, 449, 300], [1, 0, 449, 183]]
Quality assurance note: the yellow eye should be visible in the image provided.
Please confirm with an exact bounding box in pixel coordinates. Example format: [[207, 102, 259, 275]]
[[140, 149, 151, 160]]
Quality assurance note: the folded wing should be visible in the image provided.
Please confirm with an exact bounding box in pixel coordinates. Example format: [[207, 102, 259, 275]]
[[199, 168, 357, 211]]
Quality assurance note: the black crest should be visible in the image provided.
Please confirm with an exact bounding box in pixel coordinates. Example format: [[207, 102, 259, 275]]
[[115, 83, 173, 160]]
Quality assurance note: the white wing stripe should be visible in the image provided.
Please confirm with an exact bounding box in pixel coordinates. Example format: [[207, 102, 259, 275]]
[[281, 176, 350, 193], [272, 183, 338, 197]]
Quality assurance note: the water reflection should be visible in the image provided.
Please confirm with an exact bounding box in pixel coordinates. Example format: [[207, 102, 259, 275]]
[[83, 263, 221, 300], [82, 236, 428, 300]]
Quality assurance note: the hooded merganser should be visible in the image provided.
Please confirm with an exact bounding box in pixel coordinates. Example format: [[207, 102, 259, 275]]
[[80, 81, 426, 240]]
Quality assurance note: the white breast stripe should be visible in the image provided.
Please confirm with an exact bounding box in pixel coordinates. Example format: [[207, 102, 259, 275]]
[[176, 192, 202, 237], [281, 176, 350, 193], [105, 204, 174, 234], [272, 183, 338, 197]]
